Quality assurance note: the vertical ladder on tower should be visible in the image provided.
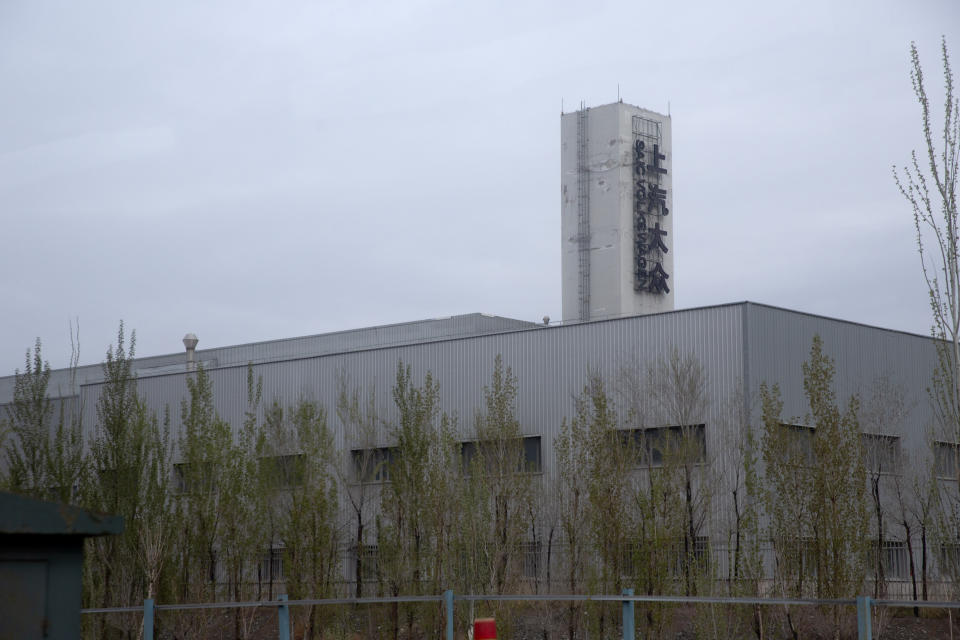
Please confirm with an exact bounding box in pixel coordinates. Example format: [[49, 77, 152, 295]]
[[576, 104, 591, 322]]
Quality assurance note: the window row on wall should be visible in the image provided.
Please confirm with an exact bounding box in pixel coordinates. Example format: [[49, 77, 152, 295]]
[[350, 436, 543, 484], [865, 540, 960, 582], [351, 542, 544, 584], [202, 547, 286, 586], [782, 537, 960, 582], [170, 426, 960, 494], [192, 537, 960, 590], [620, 536, 710, 578], [778, 425, 937, 476], [173, 454, 304, 494], [617, 424, 707, 467], [777, 426, 960, 479], [349, 425, 710, 484], [346, 536, 960, 586], [349, 538, 705, 585]]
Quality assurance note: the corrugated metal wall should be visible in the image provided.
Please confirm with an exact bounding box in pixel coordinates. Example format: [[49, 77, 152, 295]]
[[8, 302, 946, 583], [745, 302, 938, 455], [75, 304, 745, 476]]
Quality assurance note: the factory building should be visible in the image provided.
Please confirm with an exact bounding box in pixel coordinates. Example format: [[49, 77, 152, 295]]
[[0, 102, 948, 596], [0, 303, 943, 593]]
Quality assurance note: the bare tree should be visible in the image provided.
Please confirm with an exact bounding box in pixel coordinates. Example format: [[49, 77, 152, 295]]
[[84, 324, 174, 637], [379, 361, 458, 640], [174, 364, 233, 606], [860, 376, 914, 599], [718, 383, 762, 593], [278, 396, 341, 639], [893, 36, 959, 467], [335, 370, 384, 598], [912, 461, 937, 601], [646, 349, 713, 597], [889, 443, 931, 613], [761, 382, 815, 602], [894, 36, 960, 608], [762, 337, 868, 639], [460, 355, 536, 595], [555, 405, 588, 640], [2, 339, 54, 496], [46, 319, 86, 506], [566, 372, 632, 637]]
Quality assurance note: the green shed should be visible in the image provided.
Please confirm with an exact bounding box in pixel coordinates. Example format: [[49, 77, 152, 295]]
[[0, 492, 122, 640]]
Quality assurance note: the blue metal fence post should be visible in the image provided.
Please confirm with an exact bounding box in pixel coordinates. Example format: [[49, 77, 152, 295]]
[[444, 589, 454, 640], [856, 595, 871, 640], [143, 598, 154, 640], [278, 594, 290, 640], [622, 588, 635, 640]]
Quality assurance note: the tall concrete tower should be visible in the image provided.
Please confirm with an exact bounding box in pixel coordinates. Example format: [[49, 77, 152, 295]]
[[561, 102, 674, 322]]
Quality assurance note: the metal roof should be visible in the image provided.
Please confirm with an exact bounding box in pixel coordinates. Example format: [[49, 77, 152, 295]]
[[0, 492, 123, 537], [0, 312, 538, 393]]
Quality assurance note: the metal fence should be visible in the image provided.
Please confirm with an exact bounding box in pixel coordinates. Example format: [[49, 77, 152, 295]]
[[81, 591, 960, 640]]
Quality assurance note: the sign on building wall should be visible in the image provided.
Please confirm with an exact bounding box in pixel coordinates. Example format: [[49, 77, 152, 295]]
[[633, 117, 670, 294]]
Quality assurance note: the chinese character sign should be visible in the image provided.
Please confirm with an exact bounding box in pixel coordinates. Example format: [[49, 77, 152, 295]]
[[633, 137, 670, 294]]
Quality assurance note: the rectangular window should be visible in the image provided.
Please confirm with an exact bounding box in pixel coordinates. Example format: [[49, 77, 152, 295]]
[[259, 547, 284, 583], [520, 541, 541, 580], [935, 442, 960, 479], [460, 441, 478, 473], [940, 543, 960, 579], [460, 436, 541, 475], [861, 434, 901, 475], [173, 462, 217, 494], [777, 537, 818, 578], [622, 425, 706, 467], [618, 537, 708, 578], [206, 549, 224, 584], [937, 542, 960, 580], [800, 538, 817, 578], [263, 454, 305, 488], [782, 424, 816, 466], [668, 536, 710, 577], [522, 436, 542, 473], [870, 540, 908, 580], [351, 447, 395, 483], [775, 537, 818, 579], [621, 541, 638, 578], [355, 544, 379, 583]]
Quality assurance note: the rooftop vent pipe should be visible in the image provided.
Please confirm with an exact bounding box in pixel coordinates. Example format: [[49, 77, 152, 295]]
[[183, 333, 199, 371]]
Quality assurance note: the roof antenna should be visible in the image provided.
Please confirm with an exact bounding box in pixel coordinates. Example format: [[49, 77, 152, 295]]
[[668, 100, 671, 116], [618, 84, 621, 102]]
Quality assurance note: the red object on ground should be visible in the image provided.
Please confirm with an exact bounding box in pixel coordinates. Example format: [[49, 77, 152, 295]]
[[474, 618, 497, 640]]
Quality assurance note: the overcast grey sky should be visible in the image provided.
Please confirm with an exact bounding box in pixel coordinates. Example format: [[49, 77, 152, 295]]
[[1, 0, 958, 374]]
